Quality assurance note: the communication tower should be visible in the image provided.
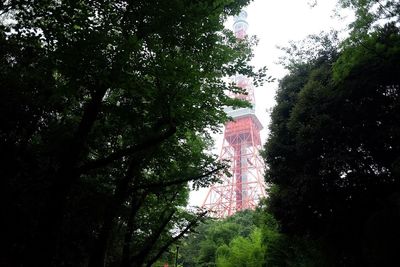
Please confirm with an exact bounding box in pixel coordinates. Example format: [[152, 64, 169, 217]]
[[202, 11, 266, 218]]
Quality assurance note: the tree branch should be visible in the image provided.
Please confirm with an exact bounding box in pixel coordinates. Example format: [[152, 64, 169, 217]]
[[121, 191, 149, 267], [129, 210, 177, 266], [375, 0, 397, 18], [140, 166, 225, 191], [78, 123, 176, 174], [144, 211, 208, 267]]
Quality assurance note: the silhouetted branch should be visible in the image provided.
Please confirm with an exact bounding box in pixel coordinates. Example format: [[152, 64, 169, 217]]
[[141, 166, 225, 191], [78, 123, 176, 174], [145, 211, 208, 267]]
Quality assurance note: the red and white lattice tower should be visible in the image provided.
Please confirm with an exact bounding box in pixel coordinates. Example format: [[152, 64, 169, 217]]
[[202, 11, 266, 218]]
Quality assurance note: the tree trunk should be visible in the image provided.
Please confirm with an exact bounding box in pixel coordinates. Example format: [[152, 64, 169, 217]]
[[120, 191, 148, 267], [89, 160, 139, 267], [130, 209, 176, 267], [89, 125, 176, 267], [32, 86, 107, 266]]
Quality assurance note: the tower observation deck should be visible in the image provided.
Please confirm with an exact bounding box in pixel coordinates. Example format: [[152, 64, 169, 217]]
[[202, 11, 266, 218]]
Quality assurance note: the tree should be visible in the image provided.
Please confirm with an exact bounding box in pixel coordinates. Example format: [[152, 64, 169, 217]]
[[0, 0, 268, 266], [178, 209, 261, 266], [216, 228, 264, 267], [264, 20, 400, 266], [338, 0, 400, 35]]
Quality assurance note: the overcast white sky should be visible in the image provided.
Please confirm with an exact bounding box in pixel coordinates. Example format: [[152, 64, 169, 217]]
[[189, 0, 354, 206], [247, 0, 353, 141]]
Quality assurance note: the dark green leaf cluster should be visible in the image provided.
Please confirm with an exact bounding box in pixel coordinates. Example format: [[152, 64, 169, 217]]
[[0, 0, 269, 266], [264, 19, 400, 266]]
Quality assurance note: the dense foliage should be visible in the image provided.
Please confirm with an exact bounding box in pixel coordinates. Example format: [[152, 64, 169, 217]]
[[3, 0, 400, 266], [176, 208, 267, 266], [0, 0, 270, 266], [174, 203, 337, 267], [264, 2, 400, 265]]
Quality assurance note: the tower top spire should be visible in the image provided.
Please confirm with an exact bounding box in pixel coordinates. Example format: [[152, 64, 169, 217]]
[[233, 10, 248, 39]]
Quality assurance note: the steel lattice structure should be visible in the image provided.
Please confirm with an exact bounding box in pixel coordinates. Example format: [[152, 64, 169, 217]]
[[202, 11, 266, 218]]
